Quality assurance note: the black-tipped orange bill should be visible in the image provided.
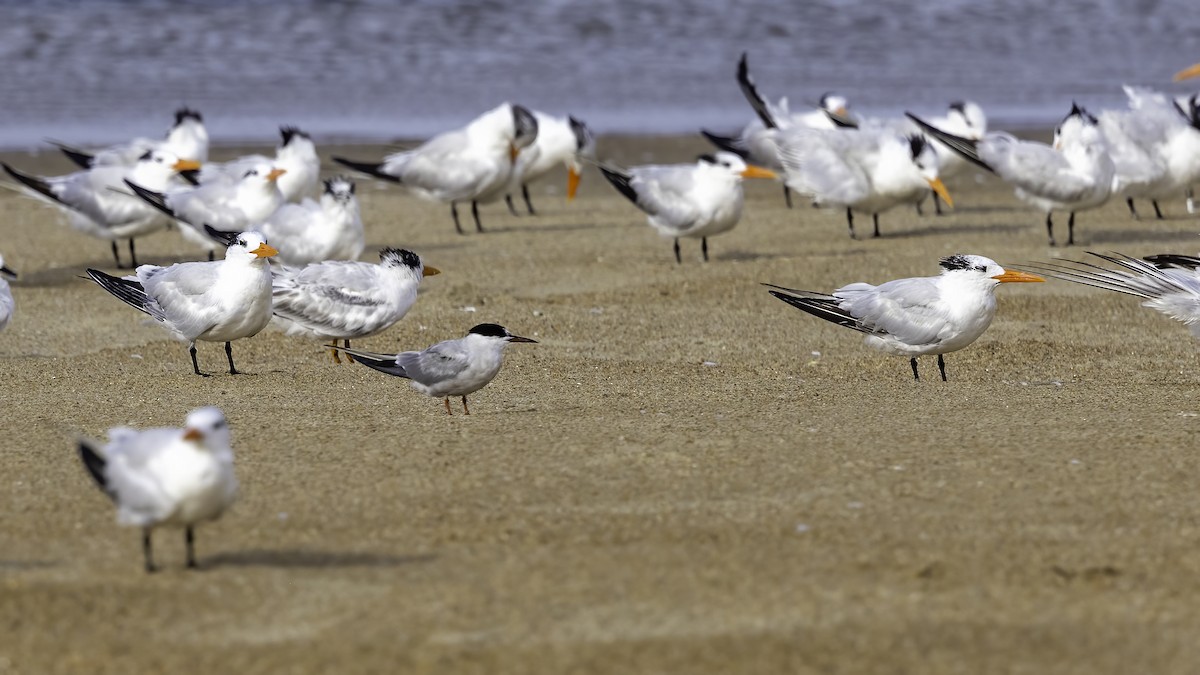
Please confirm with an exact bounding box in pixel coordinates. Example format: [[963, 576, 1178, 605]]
[[992, 270, 1044, 283], [183, 428, 204, 441], [0, 265, 16, 278], [173, 159, 202, 172], [741, 165, 778, 179], [509, 143, 520, 162], [423, 265, 441, 277], [926, 178, 954, 208], [567, 166, 581, 201], [266, 168, 287, 182], [1174, 62, 1200, 82], [835, 106, 848, 117], [252, 243, 279, 258], [507, 335, 537, 343]]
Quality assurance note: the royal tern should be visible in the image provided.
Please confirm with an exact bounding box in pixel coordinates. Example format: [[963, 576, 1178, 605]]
[[2, 150, 200, 267], [78, 406, 237, 572], [765, 254, 1043, 381], [54, 108, 208, 169], [337, 323, 536, 415], [701, 53, 852, 208], [126, 163, 286, 256], [907, 104, 1115, 246], [272, 248, 440, 360], [775, 128, 954, 238], [86, 229, 278, 376], [505, 112, 594, 215], [1029, 252, 1200, 337], [194, 126, 319, 202], [599, 152, 777, 263], [333, 103, 539, 234], [248, 176, 364, 266], [0, 254, 15, 332], [1175, 63, 1200, 82], [919, 101, 989, 214]]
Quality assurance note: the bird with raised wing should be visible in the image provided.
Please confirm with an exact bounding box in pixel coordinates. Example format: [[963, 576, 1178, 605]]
[[766, 254, 1043, 381], [78, 406, 237, 572], [86, 229, 278, 376], [337, 323, 536, 415], [600, 152, 778, 263]]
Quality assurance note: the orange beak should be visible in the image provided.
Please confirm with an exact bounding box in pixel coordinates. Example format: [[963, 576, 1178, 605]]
[[173, 159, 202, 172], [509, 143, 519, 162], [182, 428, 203, 441], [423, 265, 441, 277], [740, 165, 779, 180], [1174, 62, 1200, 82], [992, 270, 1044, 283], [926, 178, 954, 209], [567, 165, 581, 201], [252, 243, 279, 258], [266, 168, 287, 182]]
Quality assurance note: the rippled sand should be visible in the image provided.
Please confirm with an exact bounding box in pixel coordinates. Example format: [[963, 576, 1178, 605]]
[[2, 135, 1200, 673]]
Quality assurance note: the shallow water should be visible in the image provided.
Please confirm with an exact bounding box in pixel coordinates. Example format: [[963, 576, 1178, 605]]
[[0, 0, 1196, 148]]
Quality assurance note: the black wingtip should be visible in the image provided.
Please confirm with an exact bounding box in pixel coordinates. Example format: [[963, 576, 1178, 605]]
[[331, 156, 401, 183], [1143, 254, 1200, 270], [735, 52, 777, 129], [179, 169, 200, 186], [825, 110, 859, 129], [78, 440, 116, 499], [904, 112, 994, 173], [3, 162, 66, 205], [123, 179, 176, 217], [337, 348, 410, 379], [203, 224, 238, 247], [86, 268, 153, 316], [56, 145, 96, 169], [598, 165, 639, 205], [700, 130, 749, 158], [767, 289, 865, 332]]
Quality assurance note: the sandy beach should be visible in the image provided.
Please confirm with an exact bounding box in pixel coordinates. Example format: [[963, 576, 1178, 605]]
[[3, 134, 1200, 673]]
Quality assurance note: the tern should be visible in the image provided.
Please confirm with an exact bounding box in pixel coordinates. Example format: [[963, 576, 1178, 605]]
[[2, 150, 201, 268], [775, 129, 954, 238], [194, 126, 319, 202], [78, 406, 237, 572], [53, 108, 209, 169], [337, 323, 537, 415], [250, 176, 364, 266], [765, 254, 1043, 381], [1029, 252, 1200, 337], [126, 163, 286, 256], [505, 112, 594, 215], [0, 253, 15, 331], [272, 248, 440, 360], [919, 101, 989, 215], [86, 229, 278, 376], [599, 152, 778, 263], [907, 103, 1115, 246], [333, 102, 539, 234]]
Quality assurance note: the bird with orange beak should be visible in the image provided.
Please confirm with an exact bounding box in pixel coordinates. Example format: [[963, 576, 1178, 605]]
[[504, 111, 595, 215]]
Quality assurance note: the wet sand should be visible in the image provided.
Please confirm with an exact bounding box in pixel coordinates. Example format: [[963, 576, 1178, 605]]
[[3, 135, 1200, 673]]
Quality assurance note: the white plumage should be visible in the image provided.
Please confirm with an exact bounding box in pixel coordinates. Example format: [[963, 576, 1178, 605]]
[[0, 254, 15, 332], [55, 108, 209, 169], [196, 126, 320, 202], [257, 176, 364, 266], [505, 111, 594, 214]]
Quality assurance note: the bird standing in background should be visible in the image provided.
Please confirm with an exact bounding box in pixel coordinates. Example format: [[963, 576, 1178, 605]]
[[53, 108, 209, 169], [505, 112, 594, 215]]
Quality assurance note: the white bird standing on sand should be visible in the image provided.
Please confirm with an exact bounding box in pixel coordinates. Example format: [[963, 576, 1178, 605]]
[[77, 406, 237, 572], [125, 163, 286, 256], [1030, 252, 1200, 337], [907, 104, 1115, 246], [774, 129, 954, 239], [701, 52, 853, 208], [337, 323, 537, 415], [505, 112, 594, 215], [53, 108, 209, 169], [251, 176, 364, 266], [85, 229, 278, 376], [765, 254, 1044, 381], [2, 150, 201, 268], [332, 102, 539, 234], [0, 254, 16, 331], [599, 152, 779, 263], [272, 248, 440, 359], [195, 126, 320, 202]]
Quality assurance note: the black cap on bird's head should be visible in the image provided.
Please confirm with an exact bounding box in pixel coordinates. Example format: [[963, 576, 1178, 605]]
[[906, 134, 929, 160], [696, 153, 718, 165], [949, 101, 967, 114], [380, 247, 422, 269], [1065, 101, 1098, 125], [280, 126, 310, 146], [469, 323, 537, 343], [323, 175, 356, 199], [174, 107, 203, 125]]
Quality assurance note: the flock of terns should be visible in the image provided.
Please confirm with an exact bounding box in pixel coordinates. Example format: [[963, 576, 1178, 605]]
[[2, 56, 1200, 571]]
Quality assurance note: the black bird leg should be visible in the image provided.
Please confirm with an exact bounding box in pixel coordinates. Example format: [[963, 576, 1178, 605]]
[[872, 213, 881, 238], [471, 200, 483, 232], [915, 198, 924, 216], [207, 250, 215, 262], [505, 194, 520, 216], [143, 528, 157, 573], [225, 341, 239, 375], [189, 343, 210, 377], [937, 354, 947, 382], [1126, 197, 1140, 220], [702, 237, 709, 262], [1045, 212, 1056, 247], [522, 184, 536, 215], [128, 238, 138, 268], [910, 358, 920, 381], [185, 526, 197, 569], [846, 208, 856, 239], [451, 202, 465, 235], [1067, 212, 1076, 246], [783, 185, 793, 209], [344, 339, 354, 364], [673, 239, 681, 264], [1153, 200, 1164, 219], [462, 395, 471, 415], [933, 191, 944, 215], [110, 241, 123, 268]]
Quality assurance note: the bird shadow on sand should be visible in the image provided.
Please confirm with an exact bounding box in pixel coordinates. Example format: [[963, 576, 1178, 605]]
[[485, 221, 621, 234], [203, 549, 436, 570], [1084, 227, 1200, 246], [0, 559, 57, 571], [713, 249, 792, 262], [19, 255, 203, 287], [883, 222, 1031, 240]]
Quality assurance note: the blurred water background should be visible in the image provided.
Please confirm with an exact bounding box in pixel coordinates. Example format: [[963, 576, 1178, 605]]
[[0, 0, 1197, 149]]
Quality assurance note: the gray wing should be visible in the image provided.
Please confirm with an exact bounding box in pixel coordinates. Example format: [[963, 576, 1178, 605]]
[[272, 262, 403, 336], [627, 165, 703, 225], [836, 277, 950, 345], [140, 262, 224, 337], [776, 128, 871, 205], [396, 341, 471, 387], [979, 135, 1099, 202]]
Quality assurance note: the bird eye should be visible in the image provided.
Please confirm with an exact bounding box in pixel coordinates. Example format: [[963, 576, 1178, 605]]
[[244, 170, 257, 178], [213, 420, 227, 429], [236, 238, 246, 246], [975, 265, 988, 272]]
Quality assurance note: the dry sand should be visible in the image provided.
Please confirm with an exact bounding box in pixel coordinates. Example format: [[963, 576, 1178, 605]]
[[3, 134, 1200, 674]]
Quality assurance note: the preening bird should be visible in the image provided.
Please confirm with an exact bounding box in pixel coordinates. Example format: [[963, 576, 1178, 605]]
[[194, 126, 320, 202], [336, 323, 537, 415], [600, 152, 778, 263], [333, 102, 539, 234], [78, 406, 237, 572], [53, 108, 209, 169], [505, 112, 594, 215], [765, 254, 1043, 381], [86, 229, 278, 376], [251, 176, 365, 266]]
